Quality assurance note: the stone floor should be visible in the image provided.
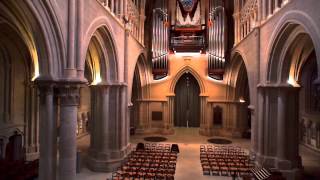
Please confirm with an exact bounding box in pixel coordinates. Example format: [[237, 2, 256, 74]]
[[76, 128, 320, 180]]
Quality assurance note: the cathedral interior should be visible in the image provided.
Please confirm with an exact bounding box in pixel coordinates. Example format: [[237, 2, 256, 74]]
[[0, 0, 320, 179]]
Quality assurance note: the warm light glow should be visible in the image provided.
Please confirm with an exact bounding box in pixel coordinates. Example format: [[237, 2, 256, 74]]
[[152, 75, 169, 83], [207, 76, 224, 84], [91, 74, 102, 85], [90, 63, 102, 85], [31, 48, 40, 81], [239, 98, 246, 103], [87, 44, 103, 86], [174, 51, 201, 57], [287, 76, 298, 86]]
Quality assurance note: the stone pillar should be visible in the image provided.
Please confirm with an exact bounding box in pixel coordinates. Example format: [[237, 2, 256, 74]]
[[25, 83, 40, 161], [257, 0, 263, 23], [233, 13, 240, 44], [57, 85, 80, 180], [262, 0, 267, 20], [257, 86, 265, 159], [276, 88, 288, 167], [268, 0, 273, 16], [87, 84, 130, 172], [257, 85, 302, 178], [199, 95, 210, 136], [249, 105, 258, 155], [38, 83, 57, 180], [163, 95, 174, 134], [285, 86, 301, 169], [275, 0, 280, 10]]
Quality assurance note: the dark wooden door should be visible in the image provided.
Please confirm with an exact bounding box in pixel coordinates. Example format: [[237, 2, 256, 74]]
[[174, 73, 200, 127]]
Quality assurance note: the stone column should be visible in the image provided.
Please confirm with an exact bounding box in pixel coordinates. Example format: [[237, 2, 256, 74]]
[[163, 95, 175, 134], [38, 83, 57, 180], [268, 0, 273, 16], [262, 0, 267, 20], [233, 13, 240, 44], [285, 86, 301, 169], [257, 0, 263, 23], [276, 88, 288, 166], [87, 84, 130, 172], [249, 105, 258, 155], [257, 86, 265, 161], [25, 83, 40, 161], [275, 0, 280, 10], [199, 95, 210, 136], [57, 85, 80, 180]]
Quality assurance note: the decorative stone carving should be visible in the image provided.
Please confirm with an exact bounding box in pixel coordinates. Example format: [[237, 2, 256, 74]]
[[57, 85, 80, 106], [240, 0, 257, 23]]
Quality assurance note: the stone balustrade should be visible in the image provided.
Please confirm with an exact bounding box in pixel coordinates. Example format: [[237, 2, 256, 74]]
[[97, 0, 145, 45], [234, 0, 291, 44]]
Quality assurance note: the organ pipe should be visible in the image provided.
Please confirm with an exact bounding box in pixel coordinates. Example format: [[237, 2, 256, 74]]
[[152, 5, 169, 80], [208, 0, 226, 80]]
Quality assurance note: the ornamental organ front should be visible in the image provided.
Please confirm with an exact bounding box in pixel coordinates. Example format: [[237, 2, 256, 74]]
[[150, 0, 232, 80]]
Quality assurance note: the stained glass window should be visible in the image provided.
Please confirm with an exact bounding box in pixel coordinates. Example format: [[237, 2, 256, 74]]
[[179, 0, 197, 12]]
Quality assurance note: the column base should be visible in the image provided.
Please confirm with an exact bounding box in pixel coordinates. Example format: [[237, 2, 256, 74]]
[[87, 146, 131, 172], [87, 155, 123, 172]]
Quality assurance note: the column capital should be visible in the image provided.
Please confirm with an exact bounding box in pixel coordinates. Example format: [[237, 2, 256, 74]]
[[35, 80, 56, 98], [56, 84, 81, 106]]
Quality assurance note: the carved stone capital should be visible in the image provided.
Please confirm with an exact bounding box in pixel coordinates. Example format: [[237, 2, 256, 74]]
[[56, 85, 81, 106], [35, 82, 55, 105]]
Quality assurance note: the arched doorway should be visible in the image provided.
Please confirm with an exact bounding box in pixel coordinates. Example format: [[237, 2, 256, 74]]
[[174, 73, 200, 127]]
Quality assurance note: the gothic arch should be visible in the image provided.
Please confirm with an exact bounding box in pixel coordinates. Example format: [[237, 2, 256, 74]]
[[227, 52, 251, 103], [129, 54, 151, 101], [0, 0, 64, 79], [266, 11, 320, 83], [170, 65, 205, 95], [83, 25, 119, 84]]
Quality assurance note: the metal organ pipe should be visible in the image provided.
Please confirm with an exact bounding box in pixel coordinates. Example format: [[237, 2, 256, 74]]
[[152, 6, 169, 79]]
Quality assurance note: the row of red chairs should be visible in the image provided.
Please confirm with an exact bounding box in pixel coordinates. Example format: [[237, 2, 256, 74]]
[[112, 167, 175, 180], [111, 143, 178, 180], [143, 143, 171, 153], [200, 145, 254, 178]]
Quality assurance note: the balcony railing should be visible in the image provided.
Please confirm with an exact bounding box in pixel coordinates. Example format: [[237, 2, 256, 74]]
[[235, 0, 290, 44], [98, 0, 145, 45], [171, 36, 205, 52]]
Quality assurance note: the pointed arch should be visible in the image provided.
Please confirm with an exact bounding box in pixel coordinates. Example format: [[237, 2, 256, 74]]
[[128, 53, 151, 101], [83, 26, 119, 84], [266, 11, 320, 84], [0, 0, 64, 79], [170, 65, 205, 94], [225, 51, 251, 104]]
